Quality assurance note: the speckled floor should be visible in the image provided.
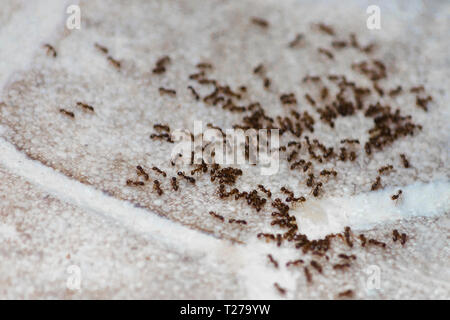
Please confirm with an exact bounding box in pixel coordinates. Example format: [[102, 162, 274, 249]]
[[0, 0, 448, 299]]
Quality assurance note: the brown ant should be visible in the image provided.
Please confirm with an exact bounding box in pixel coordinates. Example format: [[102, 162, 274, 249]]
[[305, 94, 316, 106], [371, 176, 382, 191], [337, 290, 354, 298], [153, 180, 163, 196], [59, 109, 74, 118], [159, 87, 176, 96], [153, 56, 170, 74], [359, 234, 367, 247], [76, 102, 94, 112], [391, 189, 402, 201], [171, 177, 179, 191], [317, 23, 335, 36], [136, 165, 149, 181], [312, 182, 323, 197], [368, 239, 386, 249], [340, 139, 360, 144], [267, 254, 279, 268], [310, 260, 323, 273], [228, 219, 247, 225], [187, 86, 200, 100], [318, 48, 334, 60], [152, 166, 167, 177], [107, 56, 121, 69], [126, 179, 144, 187], [94, 43, 108, 54], [400, 154, 410, 168], [389, 86, 402, 97], [286, 259, 304, 267], [177, 171, 195, 184], [258, 185, 272, 198], [153, 124, 170, 132], [43, 44, 57, 57], [196, 62, 213, 69], [288, 34, 304, 48], [304, 266, 313, 283], [338, 254, 356, 260], [274, 283, 286, 295], [333, 263, 351, 270], [378, 165, 393, 175], [209, 211, 224, 222], [251, 17, 269, 28]]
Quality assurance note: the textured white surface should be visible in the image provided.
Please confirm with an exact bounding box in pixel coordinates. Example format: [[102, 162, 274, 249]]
[[0, 0, 449, 299]]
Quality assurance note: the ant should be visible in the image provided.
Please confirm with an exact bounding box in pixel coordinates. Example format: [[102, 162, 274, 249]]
[[153, 56, 170, 74], [196, 62, 213, 69], [76, 102, 94, 112], [391, 189, 402, 201], [318, 48, 334, 60], [312, 182, 323, 197], [94, 43, 108, 54], [209, 211, 224, 222], [337, 290, 354, 298], [317, 23, 335, 36], [153, 180, 163, 196], [43, 44, 57, 57], [274, 283, 286, 295], [126, 179, 144, 187], [159, 87, 176, 96], [305, 94, 316, 106], [251, 17, 269, 28], [228, 219, 247, 225], [187, 86, 200, 100], [177, 171, 195, 184], [340, 139, 360, 144], [358, 234, 367, 247], [153, 124, 170, 132], [258, 185, 272, 198], [304, 266, 313, 283], [378, 165, 393, 175], [371, 176, 382, 191], [171, 177, 179, 191], [152, 166, 167, 177], [288, 34, 304, 48], [136, 165, 149, 181], [368, 239, 386, 249], [310, 260, 323, 274], [107, 56, 121, 69], [59, 109, 74, 118], [338, 254, 356, 260], [400, 154, 410, 168], [333, 263, 351, 270], [286, 259, 304, 267], [267, 254, 279, 268]]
